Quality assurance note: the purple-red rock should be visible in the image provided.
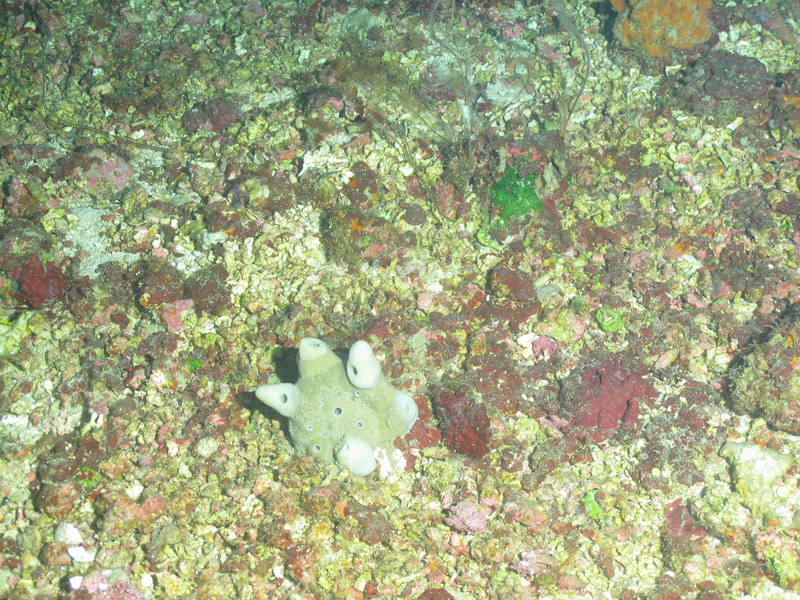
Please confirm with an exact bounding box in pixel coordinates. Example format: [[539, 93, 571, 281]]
[[184, 264, 230, 316], [138, 260, 185, 308], [558, 354, 656, 443], [489, 266, 537, 301], [434, 386, 491, 459], [14, 256, 68, 308]]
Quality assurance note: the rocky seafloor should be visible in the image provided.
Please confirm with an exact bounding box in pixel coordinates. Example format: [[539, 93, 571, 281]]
[[1, 0, 800, 598]]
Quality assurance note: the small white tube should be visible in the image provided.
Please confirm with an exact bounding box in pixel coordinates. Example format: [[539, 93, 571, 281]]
[[255, 383, 299, 417], [347, 340, 381, 389], [337, 437, 377, 476], [393, 390, 419, 433]]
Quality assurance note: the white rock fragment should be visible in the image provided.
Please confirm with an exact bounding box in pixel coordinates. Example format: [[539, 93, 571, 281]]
[[54, 523, 83, 546], [67, 546, 96, 563], [720, 441, 794, 517], [195, 437, 219, 459]]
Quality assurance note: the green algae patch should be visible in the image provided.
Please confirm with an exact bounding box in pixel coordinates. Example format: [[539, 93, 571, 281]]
[[595, 306, 624, 333], [581, 489, 604, 521], [488, 168, 542, 224]]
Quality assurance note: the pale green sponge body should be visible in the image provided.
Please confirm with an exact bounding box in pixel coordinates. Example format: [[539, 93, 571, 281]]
[[255, 338, 418, 475]]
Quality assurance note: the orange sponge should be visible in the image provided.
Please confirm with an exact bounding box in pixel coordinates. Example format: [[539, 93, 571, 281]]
[[612, 0, 713, 57]]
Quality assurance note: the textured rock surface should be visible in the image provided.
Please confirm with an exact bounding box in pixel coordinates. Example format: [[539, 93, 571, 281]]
[[728, 317, 800, 434]]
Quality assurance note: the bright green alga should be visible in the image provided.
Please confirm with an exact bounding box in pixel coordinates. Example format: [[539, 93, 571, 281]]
[[477, 168, 543, 250], [489, 168, 542, 224]]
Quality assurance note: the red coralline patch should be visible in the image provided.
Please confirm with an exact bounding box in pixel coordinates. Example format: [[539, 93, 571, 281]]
[[182, 98, 244, 134], [558, 354, 656, 443], [434, 386, 491, 459], [14, 256, 68, 308], [663, 499, 708, 557]]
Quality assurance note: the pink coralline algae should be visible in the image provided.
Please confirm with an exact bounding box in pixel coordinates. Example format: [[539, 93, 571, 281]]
[[511, 548, 560, 579], [160, 299, 194, 334], [53, 148, 132, 194], [558, 354, 656, 443], [69, 568, 145, 599], [445, 500, 487, 533], [69, 569, 144, 600]]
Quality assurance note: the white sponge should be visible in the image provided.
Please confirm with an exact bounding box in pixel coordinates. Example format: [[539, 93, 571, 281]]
[[337, 437, 377, 476], [255, 383, 299, 417], [347, 340, 381, 389], [298, 337, 330, 361], [393, 390, 419, 434]]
